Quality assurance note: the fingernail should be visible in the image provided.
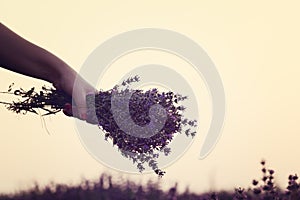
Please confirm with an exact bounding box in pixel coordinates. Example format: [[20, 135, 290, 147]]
[[64, 104, 71, 110], [80, 113, 87, 120], [63, 108, 72, 117]]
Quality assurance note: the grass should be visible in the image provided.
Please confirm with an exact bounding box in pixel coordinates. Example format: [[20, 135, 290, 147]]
[[0, 160, 299, 200]]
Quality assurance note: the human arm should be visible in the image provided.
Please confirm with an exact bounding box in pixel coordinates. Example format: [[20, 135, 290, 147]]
[[0, 23, 95, 120]]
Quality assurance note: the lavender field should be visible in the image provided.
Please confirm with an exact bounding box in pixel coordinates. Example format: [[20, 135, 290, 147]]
[[1, 161, 299, 200]]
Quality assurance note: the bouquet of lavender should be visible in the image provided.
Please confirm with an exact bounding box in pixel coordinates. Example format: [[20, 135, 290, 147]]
[[0, 76, 197, 177]]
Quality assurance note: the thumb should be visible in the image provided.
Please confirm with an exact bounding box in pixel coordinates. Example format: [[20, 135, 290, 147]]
[[73, 90, 87, 120]]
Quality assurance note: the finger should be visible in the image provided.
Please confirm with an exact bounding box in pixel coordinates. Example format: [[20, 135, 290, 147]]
[[73, 104, 99, 124], [63, 103, 73, 117], [75, 105, 87, 120], [73, 90, 88, 120], [70, 105, 80, 120], [63, 103, 81, 120]]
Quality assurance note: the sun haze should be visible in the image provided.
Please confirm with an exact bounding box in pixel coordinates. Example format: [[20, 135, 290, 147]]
[[1, 0, 300, 194]]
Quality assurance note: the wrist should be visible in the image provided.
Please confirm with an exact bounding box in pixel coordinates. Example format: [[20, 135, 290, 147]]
[[49, 61, 76, 92]]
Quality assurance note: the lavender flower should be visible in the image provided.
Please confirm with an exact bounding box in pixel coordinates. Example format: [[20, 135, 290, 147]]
[[0, 76, 197, 176]]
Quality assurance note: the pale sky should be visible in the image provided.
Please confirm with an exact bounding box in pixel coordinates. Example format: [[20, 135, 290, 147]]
[[1, 0, 300, 194]]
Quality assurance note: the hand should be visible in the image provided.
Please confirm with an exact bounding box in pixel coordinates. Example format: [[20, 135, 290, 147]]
[[0, 23, 98, 124], [52, 65, 97, 122]]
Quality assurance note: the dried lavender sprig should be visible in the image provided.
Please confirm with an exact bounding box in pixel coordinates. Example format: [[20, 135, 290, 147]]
[[1, 86, 71, 115], [0, 77, 197, 176]]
